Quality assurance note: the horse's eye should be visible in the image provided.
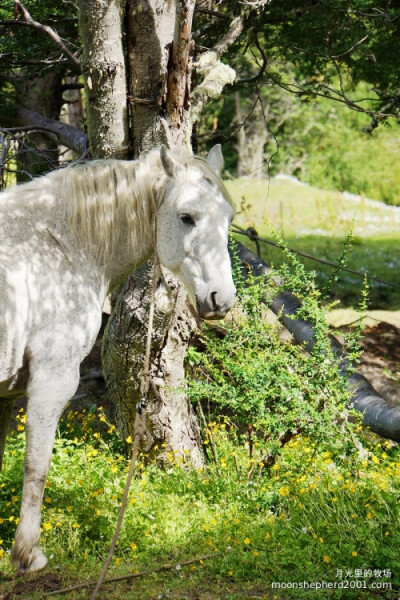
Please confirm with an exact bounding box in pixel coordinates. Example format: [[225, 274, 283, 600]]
[[180, 214, 195, 226]]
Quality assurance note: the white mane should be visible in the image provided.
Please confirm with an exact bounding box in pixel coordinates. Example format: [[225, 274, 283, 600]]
[[63, 154, 160, 261]]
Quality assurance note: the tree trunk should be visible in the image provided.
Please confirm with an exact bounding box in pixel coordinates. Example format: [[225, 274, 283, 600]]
[[126, 0, 177, 156], [13, 71, 65, 179], [78, 0, 204, 466], [102, 263, 203, 467], [102, 0, 204, 467], [236, 93, 268, 178], [59, 77, 85, 161], [79, 0, 129, 159]]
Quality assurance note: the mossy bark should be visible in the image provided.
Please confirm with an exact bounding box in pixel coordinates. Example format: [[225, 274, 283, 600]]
[[102, 263, 203, 468]]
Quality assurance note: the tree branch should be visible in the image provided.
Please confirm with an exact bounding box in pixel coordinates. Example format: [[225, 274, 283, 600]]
[[0, 105, 88, 155], [236, 31, 267, 85], [211, 15, 245, 58], [13, 0, 80, 68], [165, 0, 196, 146], [195, 8, 231, 21]]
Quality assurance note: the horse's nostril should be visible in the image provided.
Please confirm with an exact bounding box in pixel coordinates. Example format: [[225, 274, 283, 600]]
[[210, 291, 219, 311]]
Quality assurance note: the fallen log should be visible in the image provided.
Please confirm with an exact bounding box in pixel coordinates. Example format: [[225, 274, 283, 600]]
[[235, 241, 400, 442]]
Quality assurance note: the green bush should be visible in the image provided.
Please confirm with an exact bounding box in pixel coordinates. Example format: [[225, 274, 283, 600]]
[[186, 240, 361, 469]]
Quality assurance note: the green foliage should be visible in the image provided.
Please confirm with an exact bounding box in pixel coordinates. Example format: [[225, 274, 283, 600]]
[[196, 3, 400, 205], [186, 239, 360, 468], [200, 77, 400, 206], [296, 92, 400, 205], [0, 0, 78, 87], [263, 0, 400, 100]]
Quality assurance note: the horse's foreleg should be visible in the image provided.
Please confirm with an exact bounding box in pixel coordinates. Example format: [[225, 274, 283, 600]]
[[12, 365, 80, 572], [0, 398, 15, 471]]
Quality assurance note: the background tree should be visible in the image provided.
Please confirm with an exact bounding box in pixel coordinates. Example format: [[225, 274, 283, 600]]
[[2, 1, 400, 179]]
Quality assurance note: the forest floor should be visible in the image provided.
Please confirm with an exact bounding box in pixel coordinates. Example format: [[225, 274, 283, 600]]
[[329, 314, 400, 406]]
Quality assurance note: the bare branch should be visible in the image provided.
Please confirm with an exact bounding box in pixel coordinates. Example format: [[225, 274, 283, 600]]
[[195, 8, 231, 21], [13, 0, 80, 68], [261, 69, 398, 122], [165, 0, 197, 145], [237, 31, 267, 84], [0, 105, 88, 154], [287, 32, 371, 61], [211, 15, 245, 57], [241, 0, 270, 7], [363, 92, 400, 133]]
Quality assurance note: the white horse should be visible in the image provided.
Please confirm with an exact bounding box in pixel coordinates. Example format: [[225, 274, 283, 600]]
[[0, 145, 235, 572]]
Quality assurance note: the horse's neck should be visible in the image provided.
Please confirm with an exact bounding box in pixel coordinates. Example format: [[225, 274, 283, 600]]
[[100, 157, 161, 290], [104, 235, 154, 291]]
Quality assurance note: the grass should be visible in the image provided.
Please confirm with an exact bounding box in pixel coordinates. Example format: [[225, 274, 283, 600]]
[[226, 177, 400, 309], [2, 408, 400, 599]]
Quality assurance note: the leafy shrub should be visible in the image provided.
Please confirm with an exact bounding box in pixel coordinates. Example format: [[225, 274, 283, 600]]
[[186, 239, 362, 469]]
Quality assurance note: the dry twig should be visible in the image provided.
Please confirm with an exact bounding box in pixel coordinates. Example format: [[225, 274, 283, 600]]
[[44, 553, 217, 596]]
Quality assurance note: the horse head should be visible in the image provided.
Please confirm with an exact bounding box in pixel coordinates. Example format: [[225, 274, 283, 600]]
[[156, 145, 236, 320]]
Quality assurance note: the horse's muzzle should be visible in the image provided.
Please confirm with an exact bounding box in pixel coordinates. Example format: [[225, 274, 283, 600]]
[[196, 290, 235, 320]]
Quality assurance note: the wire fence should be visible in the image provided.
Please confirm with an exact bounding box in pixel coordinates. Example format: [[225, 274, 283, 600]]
[[231, 224, 400, 290]]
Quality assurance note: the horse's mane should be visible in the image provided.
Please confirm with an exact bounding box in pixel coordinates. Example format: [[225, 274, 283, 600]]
[[63, 155, 159, 262], [62, 149, 233, 263]]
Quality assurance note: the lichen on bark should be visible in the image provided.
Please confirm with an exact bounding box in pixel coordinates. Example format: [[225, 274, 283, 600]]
[[79, 0, 129, 159]]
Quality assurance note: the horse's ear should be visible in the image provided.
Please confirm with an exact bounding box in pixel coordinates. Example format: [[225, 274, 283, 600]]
[[160, 146, 178, 178], [207, 144, 224, 175]]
